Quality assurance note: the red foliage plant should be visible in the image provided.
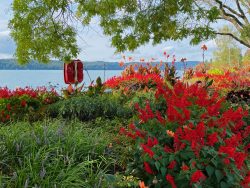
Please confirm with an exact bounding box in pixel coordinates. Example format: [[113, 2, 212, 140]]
[[193, 68, 250, 92], [120, 82, 249, 187], [0, 86, 59, 122]]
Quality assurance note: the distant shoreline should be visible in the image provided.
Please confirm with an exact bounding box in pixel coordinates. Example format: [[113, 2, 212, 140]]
[[0, 59, 199, 70], [0, 59, 200, 70]]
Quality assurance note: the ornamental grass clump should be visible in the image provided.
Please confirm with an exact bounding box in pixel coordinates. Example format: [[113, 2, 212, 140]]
[[120, 82, 249, 188]]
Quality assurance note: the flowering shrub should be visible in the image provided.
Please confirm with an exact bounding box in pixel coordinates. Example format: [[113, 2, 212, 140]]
[[192, 67, 250, 92], [105, 52, 184, 94], [105, 73, 164, 93], [120, 82, 249, 187], [0, 86, 59, 122], [194, 62, 210, 74]]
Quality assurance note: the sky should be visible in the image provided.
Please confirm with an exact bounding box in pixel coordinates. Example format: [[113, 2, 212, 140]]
[[0, 0, 245, 62]]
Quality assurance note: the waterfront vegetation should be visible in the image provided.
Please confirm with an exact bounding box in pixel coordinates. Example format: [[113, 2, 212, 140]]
[[0, 57, 249, 187], [1, 0, 250, 186]]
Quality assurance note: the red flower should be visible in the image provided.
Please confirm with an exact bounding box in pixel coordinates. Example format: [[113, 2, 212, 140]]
[[225, 133, 242, 148], [141, 144, 154, 158], [119, 127, 126, 135], [219, 146, 235, 158], [6, 104, 11, 111], [119, 61, 125, 67], [223, 158, 230, 165], [201, 44, 208, 51], [168, 160, 177, 169], [164, 145, 173, 153], [181, 164, 189, 171], [243, 126, 250, 139], [244, 143, 250, 152], [156, 111, 166, 125], [234, 152, 247, 169], [190, 170, 206, 183], [144, 162, 154, 174], [207, 132, 218, 146], [135, 130, 145, 138], [129, 123, 136, 130], [241, 171, 250, 188], [126, 132, 136, 139], [21, 100, 27, 107], [146, 137, 158, 147], [6, 114, 10, 120], [191, 161, 196, 167], [166, 174, 177, 188]]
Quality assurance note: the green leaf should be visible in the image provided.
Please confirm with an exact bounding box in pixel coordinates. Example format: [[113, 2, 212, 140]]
[[160, 167, 167, 177], [169, 154, 175, 162], [215, 170, 224, 182], [180, 151, 195, 160], [211, 157, 218, 167], [104, 174, 116, 183], [155, 161, 161, 171], [220, 181, 229, 188], [206, 165, 214, 177], [206, 79, 214, 88]]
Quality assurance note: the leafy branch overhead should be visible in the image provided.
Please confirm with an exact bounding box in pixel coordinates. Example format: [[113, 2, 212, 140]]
[[9, 0, 250, 64]]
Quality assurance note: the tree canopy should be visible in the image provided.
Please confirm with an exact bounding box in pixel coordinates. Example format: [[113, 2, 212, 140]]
[[212, 25, 242, 69], [9, 0, 250, 64]]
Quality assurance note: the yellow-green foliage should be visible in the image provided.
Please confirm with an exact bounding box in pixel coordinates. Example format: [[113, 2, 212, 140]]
[[242, 49, 250, 65], [207, 68, 224, 75]]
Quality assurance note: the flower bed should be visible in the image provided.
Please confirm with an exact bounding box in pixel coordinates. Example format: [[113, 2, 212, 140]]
[[0, 86, 59, 122], [120, 82, 250, 187]]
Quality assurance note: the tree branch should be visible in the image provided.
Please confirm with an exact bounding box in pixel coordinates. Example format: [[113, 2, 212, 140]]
[[214, 0, 243, 18], [236, 0, 249, 23], [214, 0, 244, 28], [215, 32, 250, 48]]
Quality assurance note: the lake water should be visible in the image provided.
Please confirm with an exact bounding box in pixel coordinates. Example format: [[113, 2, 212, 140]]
[[0, 70, 183, 91]]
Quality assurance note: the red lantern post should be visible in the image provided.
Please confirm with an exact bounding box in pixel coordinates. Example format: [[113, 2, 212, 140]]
[[64, 60, 84, 84], [64, 60, 84, 94]]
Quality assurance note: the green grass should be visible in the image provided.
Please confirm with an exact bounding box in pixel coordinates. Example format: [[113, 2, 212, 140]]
[[0, 118, 129, 188]]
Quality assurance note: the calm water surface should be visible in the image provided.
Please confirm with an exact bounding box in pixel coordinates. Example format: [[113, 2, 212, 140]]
[[0, 70, 122, 90], [0, 70, 183, 91]]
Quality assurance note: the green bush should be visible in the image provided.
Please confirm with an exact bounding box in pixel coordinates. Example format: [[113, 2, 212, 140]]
[[0, 119, 128, 187], [46, 94, 133, 121], [128, 91, 167, 113]]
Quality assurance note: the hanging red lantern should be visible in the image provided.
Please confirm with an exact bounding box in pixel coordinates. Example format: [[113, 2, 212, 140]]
[[64, 60, 84, 84]]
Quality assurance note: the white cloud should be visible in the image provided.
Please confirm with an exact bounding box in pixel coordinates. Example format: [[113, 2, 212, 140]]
[[162, 46, 174, 52], [0, 53, 13, 59], [0, 30, 10, 37], [205, 39, 217, 49], [0, 20, 9, 32]]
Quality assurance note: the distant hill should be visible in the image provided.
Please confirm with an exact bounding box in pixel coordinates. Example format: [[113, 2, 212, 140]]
[[0, 59, 200, 70]]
